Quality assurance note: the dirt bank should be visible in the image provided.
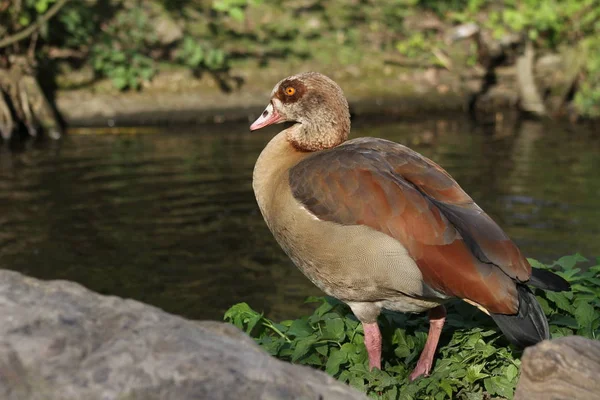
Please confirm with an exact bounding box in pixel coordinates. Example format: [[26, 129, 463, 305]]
[[55, 60, 520, 127]]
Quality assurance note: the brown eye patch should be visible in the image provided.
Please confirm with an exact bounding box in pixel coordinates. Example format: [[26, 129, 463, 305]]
[[275, 79, 307, 104]]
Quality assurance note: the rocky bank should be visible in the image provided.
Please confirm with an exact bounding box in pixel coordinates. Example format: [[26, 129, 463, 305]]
[[0, 269, 366, 400]]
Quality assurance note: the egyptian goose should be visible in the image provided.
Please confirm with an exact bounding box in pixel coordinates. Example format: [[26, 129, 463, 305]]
[[250, 72, 569, 380]]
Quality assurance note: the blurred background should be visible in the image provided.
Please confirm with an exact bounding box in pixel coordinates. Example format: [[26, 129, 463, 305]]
[[0, 0, 599, 321]]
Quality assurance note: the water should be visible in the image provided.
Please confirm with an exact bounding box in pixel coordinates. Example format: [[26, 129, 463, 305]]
[[0, 117, 598, 321]]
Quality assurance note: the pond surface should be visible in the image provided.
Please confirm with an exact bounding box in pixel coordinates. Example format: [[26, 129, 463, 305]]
[[0, 117, 599, 321]]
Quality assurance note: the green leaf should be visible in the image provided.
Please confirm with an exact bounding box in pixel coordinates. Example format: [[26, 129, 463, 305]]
[[19, 14, 31, 26], [483, 376, 514, 398], [546, 291, 574, 313], [571, 284, 597, 294], [550, 314, 579, 329], [111, 51, 127, 63], [554, 254, 588, 270], [556, 268, 582, 281], [393, 328, 412, 358], [315, 343, 328, 357], [465, 364, 488, 384], [464, 391, 484, 400], [348, 375, 366, 391], [35, 0, 49, 13], [245, 312, 262, 335], [311, 298, 335, 320], [292, 336, 316, 362], [224, 302, 254, 320], [588, 265, 600, 274], [505, 363, 519, 382], [259, 336, 284, 356], [326, 348, 348, 376], [439, 379, 454, 398], [189, 47, 204, 67], [221, 254, 600, 400], [551, 326, 574, 338], [527, 258, 546, 269], [323, 318, 346, 341], [229, 7, 245, 21], [574, 300, 596, 330], [112, 76, 128, 89], [302, 352, 324, 366], [288, 318, 313, 338], [384, 386, 399, 399]]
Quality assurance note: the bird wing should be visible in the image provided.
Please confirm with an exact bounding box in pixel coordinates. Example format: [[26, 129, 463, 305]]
[[289, 137, 531, 314]]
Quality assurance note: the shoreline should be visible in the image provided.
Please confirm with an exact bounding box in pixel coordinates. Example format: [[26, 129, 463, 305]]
[[54, 61, 520, 128]]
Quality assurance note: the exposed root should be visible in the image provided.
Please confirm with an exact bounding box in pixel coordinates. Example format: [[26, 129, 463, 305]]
[[0, 61, 62, 140], [516, 40, 547, 117], [19, 74, 61, 139], [0, 91, 13, 140]]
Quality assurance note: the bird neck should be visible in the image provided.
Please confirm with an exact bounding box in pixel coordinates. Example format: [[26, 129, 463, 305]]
[[286, 117, 350, 152]]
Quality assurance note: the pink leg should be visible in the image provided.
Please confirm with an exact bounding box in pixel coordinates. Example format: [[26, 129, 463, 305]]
[[409, 305, 446, 381], [363, 322, 382, 370]]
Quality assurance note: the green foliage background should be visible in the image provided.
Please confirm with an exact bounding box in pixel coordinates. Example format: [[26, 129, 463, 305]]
[[2, 0, 600, 116], [225, 254, 600, 399]]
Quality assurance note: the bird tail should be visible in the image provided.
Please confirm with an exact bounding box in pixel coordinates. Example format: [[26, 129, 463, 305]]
[[489, 284, 549, 348], [528, 267, 571, 292]]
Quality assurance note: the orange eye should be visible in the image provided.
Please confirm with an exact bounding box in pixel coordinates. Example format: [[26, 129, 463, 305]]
[[285, 87, 296, 96]]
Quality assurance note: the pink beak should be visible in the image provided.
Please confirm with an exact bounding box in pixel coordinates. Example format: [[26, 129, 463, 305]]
[[250, 103, 284, 131]]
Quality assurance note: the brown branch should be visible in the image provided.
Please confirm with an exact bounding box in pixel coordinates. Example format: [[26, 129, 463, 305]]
[[47, 46, 87, 59], [0, 0, 70, 50]]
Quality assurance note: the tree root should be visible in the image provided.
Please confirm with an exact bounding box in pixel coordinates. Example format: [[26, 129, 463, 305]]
[[516, 40, 547, 117], [0, 91, 14, 140], [0, 62, 62, 140]]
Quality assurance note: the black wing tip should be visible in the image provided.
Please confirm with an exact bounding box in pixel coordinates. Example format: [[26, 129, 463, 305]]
[[529, 267, 571, 292], [490, 285, 550, 348]]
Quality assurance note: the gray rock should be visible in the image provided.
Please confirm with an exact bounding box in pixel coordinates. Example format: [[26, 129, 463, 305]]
[[0, 270, 367, 400]]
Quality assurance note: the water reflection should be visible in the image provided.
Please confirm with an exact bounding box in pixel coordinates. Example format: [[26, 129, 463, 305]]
[[0, 117, 598, 320]]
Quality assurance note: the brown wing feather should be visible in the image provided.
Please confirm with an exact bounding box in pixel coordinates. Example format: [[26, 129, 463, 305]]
[[290, 138, 529, 314], [354, 137, 531, 281]]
